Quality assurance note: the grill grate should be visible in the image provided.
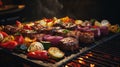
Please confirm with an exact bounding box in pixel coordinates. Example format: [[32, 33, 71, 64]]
[[65, 50, 120, 67]]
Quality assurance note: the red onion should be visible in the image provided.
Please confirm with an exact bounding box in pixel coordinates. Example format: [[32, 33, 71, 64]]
[[44, 35, 63, 46], [100, 26, 109, 35], [77, 26, 90, 32], [86, 27, 101, 37]]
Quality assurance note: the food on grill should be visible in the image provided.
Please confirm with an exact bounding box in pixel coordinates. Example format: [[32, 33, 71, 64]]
[[27, 50, 48, 60], [27, 42, 44, 52], [81, 20, 92, 27], [59, 37, 79, 51], [31, 34, 45, 42], [48, 47, 64, 60], [20, 29, 37, 37], [3, 25, 20, 34], [109, 24, 119, 33], [88, 26, 101, 37], [101, 20, 111, 27], [62, 22, 76, 30], [0, 16, 119, 62], [79, 32, 94, 43], [53, 29, 69, 36], [75, 20, 83, 25], [24, 37, 36, 47], [66, 30, 81, 39], [1, 35, 14, 43], [0, 33, 3, 41], [44, 35, 63, 46], [15, 35, 24, 45], [94, 20, 101, 27], [0, 31, 8, 37], [100, 26, 109, 35], [0, 40, 18, 50], [41, 41, 51, 50]]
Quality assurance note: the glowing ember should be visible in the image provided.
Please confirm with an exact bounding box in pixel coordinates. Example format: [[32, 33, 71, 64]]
[[87, 53, 93, 56], [90, 64, 95, 67], [78, 60, 86, 64], [85, 56, 89, 58], [65, 65, 69, 67], [78, 57, 84, 60]]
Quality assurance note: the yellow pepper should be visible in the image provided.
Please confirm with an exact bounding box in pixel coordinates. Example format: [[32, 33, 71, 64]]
[[24, 37, 36, 47], [61, 16, 71, 23], [109, 24, 119, 33], [2, 35, 14, 43]]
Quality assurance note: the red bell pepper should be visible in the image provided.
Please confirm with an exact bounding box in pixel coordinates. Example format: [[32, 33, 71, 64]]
[[23, 25, 32, 30], [16, 20, 22, 27], [27, 50, 48, 60], [0, 41, 18, 50], [0, 31, 8, 37], [91, 26, 99, 28], [44, 18, 53, 22], [15, 35, 24, 44]]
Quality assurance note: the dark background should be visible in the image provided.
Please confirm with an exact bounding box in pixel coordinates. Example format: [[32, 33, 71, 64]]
[[23, 0, 120, 24], [0, 0, 120, 24]]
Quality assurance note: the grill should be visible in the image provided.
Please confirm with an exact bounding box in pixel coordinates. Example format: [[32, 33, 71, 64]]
[[65, 50, 120, 67], [0, 33, 120, 67], [64, 35, 120, 67]]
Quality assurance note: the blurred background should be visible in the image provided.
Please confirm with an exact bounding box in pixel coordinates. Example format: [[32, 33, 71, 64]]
[[0, 0, 120, 24]]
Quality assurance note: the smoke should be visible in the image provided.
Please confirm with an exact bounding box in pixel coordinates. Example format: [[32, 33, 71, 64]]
[[24, 0, 63, 19]]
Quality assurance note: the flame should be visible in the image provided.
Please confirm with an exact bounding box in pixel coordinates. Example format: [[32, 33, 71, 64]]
[[78, 60, 86, 64], [86, 53, 93, 56], [18, 5, 25, 9], [78, 57, 84, 60], [85, 56, 89, 58], [65, 65, 69, 67], [90, 64, 95, 67]]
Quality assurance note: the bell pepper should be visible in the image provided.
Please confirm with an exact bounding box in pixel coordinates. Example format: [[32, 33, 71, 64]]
[[2, 35, 14, 43], [24, 37, 36, 47], [15, 35, 24, 44], [44, 18, 53, 22], [0, 40, 18, 50], [27, 50, 48, 60], [16, 20, 23, 28], [23, 25, 32, 30], [0, 31, 8, 37]]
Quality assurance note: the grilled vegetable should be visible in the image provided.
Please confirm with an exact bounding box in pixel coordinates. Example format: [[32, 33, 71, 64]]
[[2, 35, 14, 43], [27, 50, 48, 60], [0, 40, 18, 50], [41, 41, 51, 50], [44, 35, 63, 46], [0, 31, 8, 37], [109, 24, 119, 33], [15, 35, 24, 44], [48, 47, 64, 60], [24, 37, 36, 47], [0, 33, 3, 41], [27, 42, 44, 52]]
